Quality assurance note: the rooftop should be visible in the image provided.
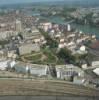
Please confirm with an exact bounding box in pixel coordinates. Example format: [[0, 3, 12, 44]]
[[91, 40, 99, 50]]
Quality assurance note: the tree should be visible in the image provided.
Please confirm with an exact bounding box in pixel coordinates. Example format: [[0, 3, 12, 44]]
[[58, 48, 75, 64], [39, 29, 58, 48]]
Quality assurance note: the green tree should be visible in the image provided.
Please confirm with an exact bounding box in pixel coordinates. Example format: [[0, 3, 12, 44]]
[[58, 48, 75, 64]]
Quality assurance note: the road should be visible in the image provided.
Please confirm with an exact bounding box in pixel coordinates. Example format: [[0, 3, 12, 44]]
[[0, 79, 98, 96], [0, 96, 98, 100]]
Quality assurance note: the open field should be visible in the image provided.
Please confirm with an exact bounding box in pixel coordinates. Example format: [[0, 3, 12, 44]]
[[0, 79, 98, 96]]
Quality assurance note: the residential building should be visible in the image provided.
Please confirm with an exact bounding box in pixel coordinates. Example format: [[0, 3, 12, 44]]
[[39, 22, 52, 32], [17, 43, 40, 55], [15, 20, 22, 32]]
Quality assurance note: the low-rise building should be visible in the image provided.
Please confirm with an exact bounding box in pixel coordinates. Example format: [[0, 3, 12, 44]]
[[39, 22, 52, 32], [30, 64, 49, 77], [0, 60, 11, 70], [73, 76, 86, 85], [0, 31, 18, 40], [17, 43, 40, 55], [56, 64, 84, 80], [14, 62, 29, 74], [92, 61, 99, 67], [93, 68, 99, 76], [13, 62, 49, 77]]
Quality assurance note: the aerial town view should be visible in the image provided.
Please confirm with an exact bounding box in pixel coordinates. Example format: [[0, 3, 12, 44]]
[[0, 0, 99, 100]]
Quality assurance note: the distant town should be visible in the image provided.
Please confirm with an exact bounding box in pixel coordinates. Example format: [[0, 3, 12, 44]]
[[0, 3, 99, 95]]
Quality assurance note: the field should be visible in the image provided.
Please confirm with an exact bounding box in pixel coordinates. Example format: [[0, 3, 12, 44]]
[[0, 79, 98, 96]]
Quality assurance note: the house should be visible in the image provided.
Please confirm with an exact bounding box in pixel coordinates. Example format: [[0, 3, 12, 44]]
[[17, 43, 40, 55], [56, 64, 84, 80]]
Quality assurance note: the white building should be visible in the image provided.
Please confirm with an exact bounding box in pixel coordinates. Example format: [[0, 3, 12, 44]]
[[67, 24, 71, 31], [40, 22, 52, 32], [15, 20, 22, 32], [56, 64, 84, 80], [14, 62, 29, 74], [92, 61, 99, 67], [30, 64, 49, 76], [13, 62, 49, 76], [8, 60, 16, 69], [93, 68, 99, 76], [73, 76, 85, 85], [0, 60, 10, 70]]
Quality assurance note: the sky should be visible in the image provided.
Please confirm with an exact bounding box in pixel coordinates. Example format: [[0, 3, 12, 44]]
[[0, 0, 98, 5], [0, 0, 63, 5], [0, 0, 81, 5]]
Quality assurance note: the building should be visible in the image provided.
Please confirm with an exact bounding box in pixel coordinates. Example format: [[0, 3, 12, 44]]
[[13, 62, 49, 76], [73, 76, 86, 85], [15, 20, 22, 32], [39, 22, 52, 32], [14, 62, 29, 74], [8, 60, 16, 69], [17, 43, 40, 55], [0, 31, 18, 40], [92, 61, 99, 67], [56, 64, 84, 80], [0, 60, 10, 70], [23, 27, 41, 40], [67, 24, 71, 31], [30, 64, 49, 76], [93, 68, 99, 76]]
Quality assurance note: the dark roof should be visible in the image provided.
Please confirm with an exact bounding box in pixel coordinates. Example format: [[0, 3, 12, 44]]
[[91, 40, 99, 50]]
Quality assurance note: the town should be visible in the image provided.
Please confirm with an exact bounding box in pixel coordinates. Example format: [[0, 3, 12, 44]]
[[0, 4, 99, 94]]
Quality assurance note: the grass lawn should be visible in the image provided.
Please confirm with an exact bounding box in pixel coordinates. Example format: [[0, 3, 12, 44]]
[[24, 54, 42, 61], [42, 48, 57, 64]]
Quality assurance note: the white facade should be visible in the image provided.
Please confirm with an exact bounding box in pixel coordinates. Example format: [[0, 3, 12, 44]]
[[13, 62, 49, 76], [0, 60, 10, 70], [10, 61, 16, 68], [73, 77, 85, 85], [58, 44, 65, 49], [30, 65, 48, 76], [40, 22, 52, 32], [15, 20, 22, 32], [92, 61, 99, 67], [93, 68, 99, 76], [56, 65, 84, 79], [80, 45, 86, 51], [67, 24, 71, 31]]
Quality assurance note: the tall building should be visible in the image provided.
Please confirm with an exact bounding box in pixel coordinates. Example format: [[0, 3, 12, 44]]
[[15, 20, 22, 32], [67, 24, 71, 31]]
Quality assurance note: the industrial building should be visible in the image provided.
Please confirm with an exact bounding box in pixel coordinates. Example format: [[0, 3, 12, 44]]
[[13, 62, 49, 77]]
